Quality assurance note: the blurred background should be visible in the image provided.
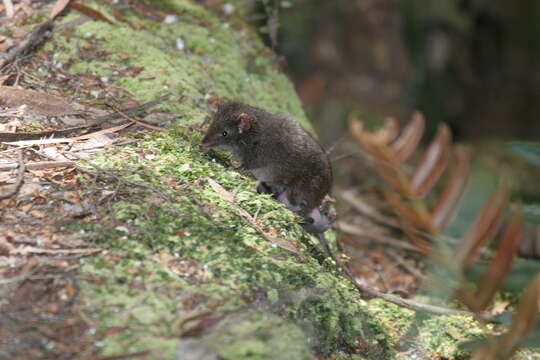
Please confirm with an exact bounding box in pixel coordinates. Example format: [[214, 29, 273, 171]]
[[245, 0, 540, 218], [258, 0, 540, 144], [240, 0, 540, 293]]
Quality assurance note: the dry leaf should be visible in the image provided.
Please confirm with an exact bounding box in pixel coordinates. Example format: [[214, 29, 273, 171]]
[[391, 112, 425, 163], [459, 179, 508, 268], [410, 123, 451, 197], [431, 146, 470, 230], [50, 0, 71, 19], [469, 205, 523, 312], [497, 273, 540, 356], [0, 86, 78, 116], [63, 191, 80, 204], [206, 178, 299, 254], [3, 0, 14, 18], [473, 274, 540, 360], [30, 210, 46, 218], [68, 2, 114, 24], [19, 203, 32, 212], [3, 123, 132, 146]]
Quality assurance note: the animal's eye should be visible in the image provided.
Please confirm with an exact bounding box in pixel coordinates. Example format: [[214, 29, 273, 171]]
[[222, 131, 228, 137]]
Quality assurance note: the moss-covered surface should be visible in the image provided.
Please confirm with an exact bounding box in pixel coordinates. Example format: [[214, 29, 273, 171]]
[[75, 127, 390, 359], [47, 0, 308, 130], [28, 0, 494, 359]]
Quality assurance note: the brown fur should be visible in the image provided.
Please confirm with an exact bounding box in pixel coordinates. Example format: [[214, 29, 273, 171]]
[[200, 101, 333, 231]]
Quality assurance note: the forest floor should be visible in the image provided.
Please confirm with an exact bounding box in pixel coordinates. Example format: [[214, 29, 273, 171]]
[[2, 1, 537, 360]]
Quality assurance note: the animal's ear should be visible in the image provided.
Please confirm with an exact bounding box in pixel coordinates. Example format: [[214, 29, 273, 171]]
[[215, 98, 227, 111], [237, 113, 253, 134]]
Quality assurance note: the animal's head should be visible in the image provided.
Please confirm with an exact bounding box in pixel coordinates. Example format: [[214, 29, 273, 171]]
[[199, 101, 255, 149], [302, 196, 336, 234]]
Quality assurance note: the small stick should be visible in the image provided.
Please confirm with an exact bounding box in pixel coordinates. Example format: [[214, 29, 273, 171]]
[[387, 250, 427, 281], [322, 236, 493, 321], [340, 189, 401, 228], [375, 265, 390, 292], [0, 149, 25, 200], [0, 95, 171, 143], [0, 20, 54, 69], [2, 0, 14, 18], [0, 267, 38, 285], [96, 350, 155, 360], [0, 126, 95, 142], [87, 94, 170, 127], [325, 135, 345, 155], [207, 177, 300, 254], [338, 221, 422, 253], [0, 160, 74, 171], [9, 246, 102, 256], [106, 104, 166, 131], [2, 122, 131, 146], [346, 266, 491, 320]]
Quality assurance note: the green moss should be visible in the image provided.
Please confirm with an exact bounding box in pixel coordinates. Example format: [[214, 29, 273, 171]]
[[65, 109, 388, 358], [366, 299, 415, 347], [202, 312, 311, 360], [34, 1, 498, 359], [365, 299, 487, 360], [41, 1, 375, 356], [48, 0, 308, 129], [80, 252, 186, 358], [418, 315, 485, 359]]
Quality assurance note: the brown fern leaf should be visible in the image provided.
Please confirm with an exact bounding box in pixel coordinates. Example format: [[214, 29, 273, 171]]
[[392, 112, 425, 163], [410, 124, 451, 197], [458, 177, 509, 269], [431, 146, 470, 230], [472, 272, 540, 360], [349, 114, 470, 251], [459, 205, 523, 312]]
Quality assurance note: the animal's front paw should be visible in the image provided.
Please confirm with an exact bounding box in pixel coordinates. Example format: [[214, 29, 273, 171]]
[[256, 181, 274, 194], [301, 204, 336, 234]]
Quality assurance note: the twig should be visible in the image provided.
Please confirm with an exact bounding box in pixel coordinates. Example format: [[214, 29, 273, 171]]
[[0, 20, 54, 70], [0, 95, 170, 143], [375, 265, 390, 292], [321, 234, 494, 322], [2, 122, 131, 146], [0, 149, 25, 200], [0, 257, 38, 285], [0, 160, 74, 171], [325, 135, 345, 155], [106, 104, 167, 131], [207, 178, 299, 254], [0, 145, 32, 154], [346, 267, 490, 320], [3, 0, 14, 18], [338, 221, 422, 253], [339, 190, 491, 256], [55, 151, 219, 227], [339, 189, 400, 228], [386, 250, 427, 281], [9, 246, 102, 256], [316, 233, 339, 269], [0, 267, 38, 285], [0, 126, 95, 142], [87, 94, 171, 127], [96, 350, 154, 360]]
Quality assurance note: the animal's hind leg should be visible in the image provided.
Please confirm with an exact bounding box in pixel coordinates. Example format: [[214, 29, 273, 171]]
[[276, 190, 303, 213], [302, 203, 336, 233], [256, 181, 274, 195]]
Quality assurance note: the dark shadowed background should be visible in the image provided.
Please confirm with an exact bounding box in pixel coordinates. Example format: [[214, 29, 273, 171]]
[[253, 0, 540, 145]]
